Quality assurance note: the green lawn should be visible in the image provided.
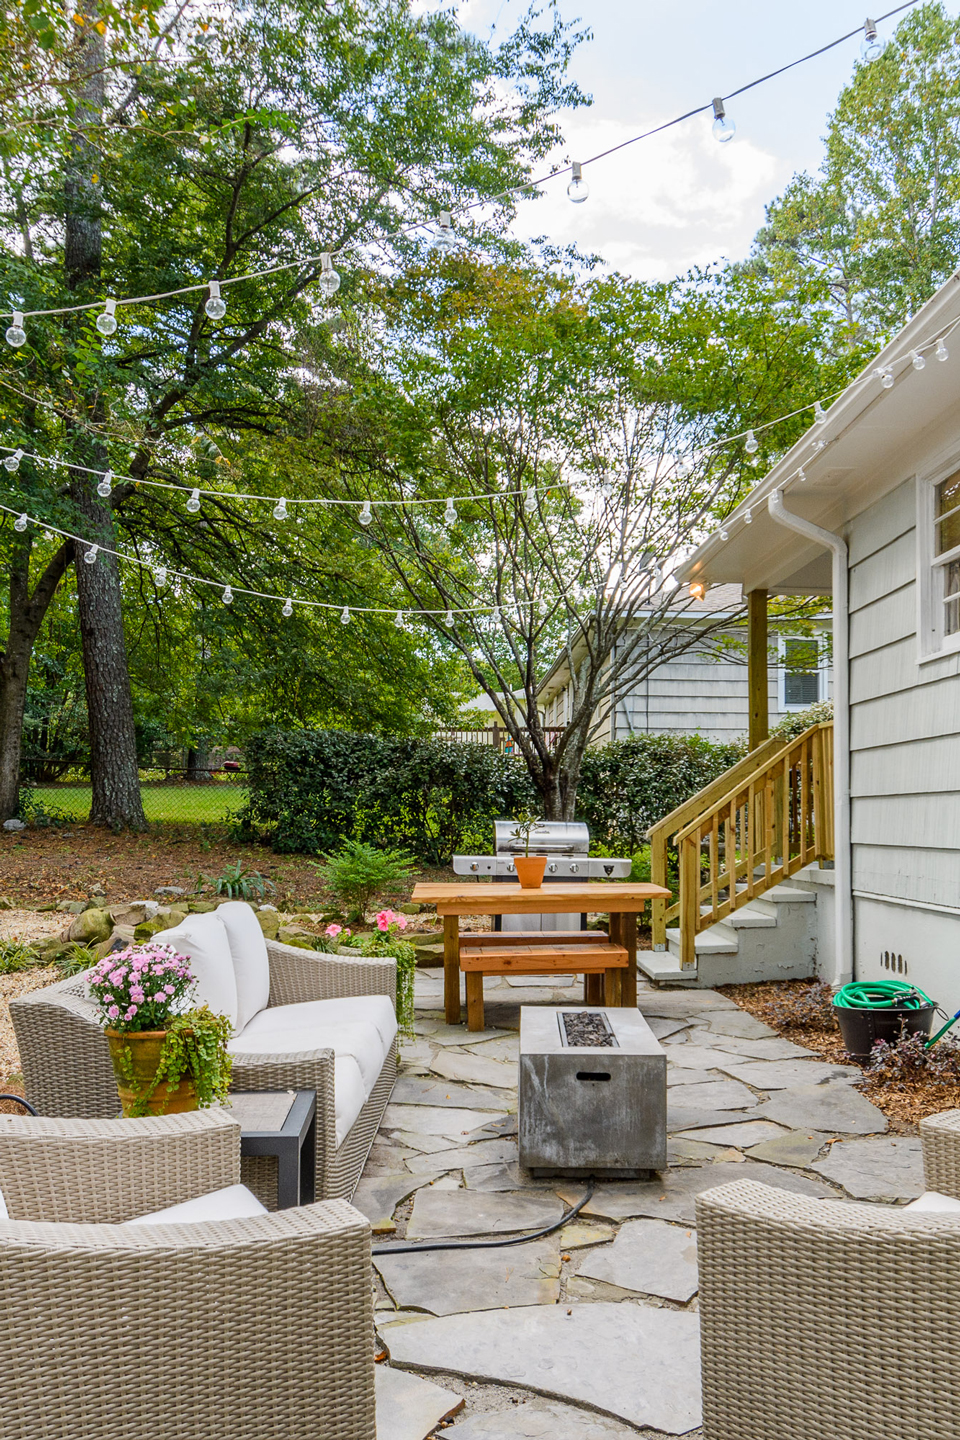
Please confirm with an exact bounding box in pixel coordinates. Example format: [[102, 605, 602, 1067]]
[[31, 785, 247, 824]]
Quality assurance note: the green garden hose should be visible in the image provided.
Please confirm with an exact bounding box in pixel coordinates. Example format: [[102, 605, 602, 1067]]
[[833, 980, 934, 1011]]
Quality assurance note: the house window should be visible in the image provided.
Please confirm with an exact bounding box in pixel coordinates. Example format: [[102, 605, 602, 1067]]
[[779, 636, 822, 709], [935, 469, 960, 640]]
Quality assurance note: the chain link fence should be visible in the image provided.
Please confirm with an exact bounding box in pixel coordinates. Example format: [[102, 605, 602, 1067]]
[[23, 770, 248, 828]]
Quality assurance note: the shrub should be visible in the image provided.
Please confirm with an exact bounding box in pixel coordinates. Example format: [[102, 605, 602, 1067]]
[[863, 1028, 960, 1088], [199, 860, 275, 902], [0, 939, 42, 974], [770, 700, 833, 743], [767, 979, 836, 1030], [314, 839, 415, 922]]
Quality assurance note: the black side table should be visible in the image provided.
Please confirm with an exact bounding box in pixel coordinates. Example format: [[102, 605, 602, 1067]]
[[227, 1090, 317, 1209]]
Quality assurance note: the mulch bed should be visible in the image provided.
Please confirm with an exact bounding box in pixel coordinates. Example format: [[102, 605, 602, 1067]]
[[722, 978, 960, 1127]]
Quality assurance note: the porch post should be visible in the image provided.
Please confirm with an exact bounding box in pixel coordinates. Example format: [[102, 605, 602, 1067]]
[[747, 589, 769, 751]]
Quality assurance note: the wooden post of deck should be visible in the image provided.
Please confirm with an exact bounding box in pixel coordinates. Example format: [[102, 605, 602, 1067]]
[[747, 589, 769, 752]]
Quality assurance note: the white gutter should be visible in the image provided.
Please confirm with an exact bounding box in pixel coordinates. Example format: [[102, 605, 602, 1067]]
[[767, 489, 852, 988]]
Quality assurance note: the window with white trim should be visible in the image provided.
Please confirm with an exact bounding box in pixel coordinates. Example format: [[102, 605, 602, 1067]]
[[778, 635, 823, 710], [934, 468, 960, 642]]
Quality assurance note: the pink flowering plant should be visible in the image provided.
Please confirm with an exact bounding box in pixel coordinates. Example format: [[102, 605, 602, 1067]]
[[375, 908, 408, 937], [87, 943, 195, 1032]]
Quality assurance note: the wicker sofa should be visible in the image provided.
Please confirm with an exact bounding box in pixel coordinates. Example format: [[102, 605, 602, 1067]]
[[0, 1107, 375, 1440], [10, 921, 397, 1204], [696, 1109, 960, 1440]]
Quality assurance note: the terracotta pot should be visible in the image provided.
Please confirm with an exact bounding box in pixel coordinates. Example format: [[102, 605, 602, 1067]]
[[513, 855, 548, 889], [105, 1028, 198, 1117]]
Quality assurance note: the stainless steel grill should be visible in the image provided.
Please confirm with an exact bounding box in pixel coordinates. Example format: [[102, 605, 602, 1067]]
[[452, 820, 631, 932]]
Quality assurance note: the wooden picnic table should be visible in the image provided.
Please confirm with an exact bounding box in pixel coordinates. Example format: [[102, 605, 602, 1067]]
[[410, 881, 671, 1029]]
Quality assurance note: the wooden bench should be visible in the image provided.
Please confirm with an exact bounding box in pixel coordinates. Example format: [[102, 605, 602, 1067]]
[[459, 930, 628, 1031]]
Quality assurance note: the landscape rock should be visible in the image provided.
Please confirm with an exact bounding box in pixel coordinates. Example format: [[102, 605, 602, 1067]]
[[3, 818, 25, 831], [107, 903, 150, 927], [757, 1082, 887, 1136], [153, 885, 186, 897], [374, 1366, 463, 1440], [276, 925, 316, 948], [56, 900, 86, 914], [255, 909, 280, 939], [376, 1239, 561, 1315], [67, 908, 111, 946], [134, 910, 186, 942], [811, 1136, 924, 1200], [383, 1302, 701, 1434], [406, 1187, 562, 1238], [575, 1218, 699, 1302]]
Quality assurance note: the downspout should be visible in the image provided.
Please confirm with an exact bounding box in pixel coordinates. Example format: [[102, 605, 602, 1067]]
[[767, 489, 852, 987]]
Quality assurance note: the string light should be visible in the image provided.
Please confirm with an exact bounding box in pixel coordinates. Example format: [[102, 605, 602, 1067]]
[[566, 162, 589, 203], [813, 402, 827, 424], [96, 299, 118, 337], [222, 585, 233, 604], [5, 312, 25, 348], [318, 253, 341, 299], [273, 497, 288, 520], [84, 543, 99, 564], [523, 489, 537, 514], [186, 488, 200, 512], [937, 338, 949, 362], [204, 281, 226, 320], [910, 349, 925, 371], [719, 527, 729, 540], [432, 212, 458, 255], [155, 566, 167, 587], [3, 448, 23, 472], [14, 512, 27, 531], [875, 365, 894, 389], [359, 500, 373, 526], [445, 609, 454, 625], [394, 610, 405, 628], [861, 16, 885, 59], [443, 498, 457, 525], [744, 429, 758, 455], [744, 508, 752, 525], [282, 598, 293, 617], [711, 97, 735, 143], [798, 466, 806, 482], [340, 606, 351, 624], [96, 469, 114, 498], [813, 437, 828, 452]]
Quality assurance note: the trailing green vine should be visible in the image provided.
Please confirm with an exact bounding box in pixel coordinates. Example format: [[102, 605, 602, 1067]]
[[112, 1007, 233, 1117]]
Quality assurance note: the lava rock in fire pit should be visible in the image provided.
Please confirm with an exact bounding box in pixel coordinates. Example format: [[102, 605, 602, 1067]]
[[562, 1012, 617, 1048]]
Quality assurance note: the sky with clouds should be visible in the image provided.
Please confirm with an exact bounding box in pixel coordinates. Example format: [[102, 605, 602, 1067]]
[[448, 0, 960, 281]]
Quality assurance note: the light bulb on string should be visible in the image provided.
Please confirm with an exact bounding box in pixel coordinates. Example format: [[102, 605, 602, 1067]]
[[443, 498, 457, 526], [861, 17, 884, 61], [282, 598, 293, 618], [798, 466, 807, 483], [84, 543, 99, 565], [186, 488, 201, 513], [711, 97, 735, 143], [273, 497, 288, 521], [566, 161, 589, 203], [340, 606, 351, 625], [319, 253, 341, 299], [523, 489, 537, 514], [719, 527, 729, 541], [911, 349, 925, 371], [97, 469, 114, 498], [813, 401, 827, 424], [744, 509, 753, 525], [5, 311, 26, 348], [601, 478, 613, 499], [96, 299, 117, 337], [222, 585, 233, 605], [937, 338, 949, 362], [359, 500, 373, 526], [875, 366, 894, 389], [14, 512, 27, 532], [744, 430, 758, 455], [155, 567, 167, 588], [204, 281, 227, 320], [3, 448, 24, 473], [813, 437, 827, 453], [394, 610, 405, 628], [445, 609, 454, 626], [432, 212, 458, 255]]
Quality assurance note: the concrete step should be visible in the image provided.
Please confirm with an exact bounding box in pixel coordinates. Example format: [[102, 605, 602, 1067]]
[[637, 949, 700, 987], [723, 904, 777, 930], [665, 923, 739, 955], [754, 885, 817, 904]]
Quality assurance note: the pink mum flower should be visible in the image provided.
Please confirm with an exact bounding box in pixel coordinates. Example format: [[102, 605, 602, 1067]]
[[125, 1005, 138, 1020], [325, 923, 342, 938], [107, 1005, 120, 1020], [109, 968, 127, 986]]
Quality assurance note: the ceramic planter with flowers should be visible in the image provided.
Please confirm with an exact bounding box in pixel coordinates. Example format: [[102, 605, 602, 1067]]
[[87, 944, 233, 1118]]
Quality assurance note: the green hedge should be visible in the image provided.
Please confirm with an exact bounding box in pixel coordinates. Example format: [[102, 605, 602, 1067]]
[[239, 726, 745, 864]]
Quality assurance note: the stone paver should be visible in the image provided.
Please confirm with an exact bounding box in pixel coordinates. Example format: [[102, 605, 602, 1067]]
[[693, 1033, 815, 1060], [666, 1106, 765, 1133], [746, 1130, 832, 1167], [405, 1137, 518, 1173], [431, 1050, 518, 1088], [392, 1130, 461, 1154], [716, 1059, 860, 1090], [375, 1365, 463, 1440], [757, 1082, 887, 1135], [419, 1022, 513, 1046], [668, 1137, 726, 1164], [383, 1105, 505, 1137], [461, 1162, 559, 1192], [576, 1218, 698, 1302], [640, 990, 736, 1015], [384, 1303, 702, 1434], [461, 1036, 521, 1062], [674, 1120, 788, 1148], [407, 1187, 563, 1238], [667, 1079, 758, 1111], [505, 974, 575, 987], [811, 1136, 924, 1200], [352, 1172, 445, 1231], [563, 1160, 834, 1225], [375, 1239, 561, 1315], [663, 1045, 751, 1071], [559, 1220, 615, 1248], [698, 1009, 775, 1038], [666, 1068, 718, 1087], [447, 1398, 640, 1438], [391, 1076, 515, 1110], [645, 1016, 692, 1040]]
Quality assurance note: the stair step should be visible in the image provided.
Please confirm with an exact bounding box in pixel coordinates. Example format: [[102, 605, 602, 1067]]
[[638, 950, 700, 987], [755, 885, 816, 904], [666, 924, 739, 955], [724, 905, 778, 930]]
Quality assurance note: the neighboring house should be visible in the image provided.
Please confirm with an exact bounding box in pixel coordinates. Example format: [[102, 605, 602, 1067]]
[[538, 585, 832, 745], [679, 267, 960, 1014]]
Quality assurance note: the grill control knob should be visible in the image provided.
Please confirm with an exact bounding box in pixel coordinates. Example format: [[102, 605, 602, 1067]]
[[569, 862, 580, 874], [470, 862, 479, 872], [603, 863, 614, 876], [547, 862, 558, 874]]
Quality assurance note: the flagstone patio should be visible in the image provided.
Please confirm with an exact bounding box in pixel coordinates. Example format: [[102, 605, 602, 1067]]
[[370, 968, 913, 1440]]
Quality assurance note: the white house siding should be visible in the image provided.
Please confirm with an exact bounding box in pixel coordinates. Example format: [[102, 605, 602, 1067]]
[[848, 476, 960, 1011]]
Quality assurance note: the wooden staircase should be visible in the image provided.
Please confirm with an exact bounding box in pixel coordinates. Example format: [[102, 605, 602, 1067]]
[[646, 722, 834, 979]]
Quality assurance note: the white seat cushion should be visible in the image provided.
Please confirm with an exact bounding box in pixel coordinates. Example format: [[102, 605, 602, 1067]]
[[216, 901, 271, 1032], [332, 1055, 367, 1147], [229, 1009, 391, 1098], [240, 995, 398, 1053], [0, 1184, 6, 1220], [903, 1190, 960, 1213], [124, 1183, 267, 1226], [151, 913, 238, 1029]]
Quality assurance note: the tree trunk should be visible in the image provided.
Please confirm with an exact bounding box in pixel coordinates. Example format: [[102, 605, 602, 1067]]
[[65, 3, 146, 830]]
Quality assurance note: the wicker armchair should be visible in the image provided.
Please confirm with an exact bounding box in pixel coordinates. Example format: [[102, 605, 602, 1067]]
[[695, 1109, 960, 1440], [0, 1108, 375, 1440], [10, 939, 397, 1203]]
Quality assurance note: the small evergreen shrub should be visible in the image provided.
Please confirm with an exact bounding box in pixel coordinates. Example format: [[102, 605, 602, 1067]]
[[313, 839, 414, 922]]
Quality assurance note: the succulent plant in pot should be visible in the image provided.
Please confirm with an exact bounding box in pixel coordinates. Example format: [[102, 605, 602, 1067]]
[[509, 809, 548, 888], [87, 944, 232, 1117]]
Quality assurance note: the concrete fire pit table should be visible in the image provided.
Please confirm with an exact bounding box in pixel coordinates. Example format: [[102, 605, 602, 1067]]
[[518, 1006, 667, 1178]]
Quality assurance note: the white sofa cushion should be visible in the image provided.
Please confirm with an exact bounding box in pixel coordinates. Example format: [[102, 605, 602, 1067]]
[[903, 1190, 960, 1213], [216, 901, 271, 1032], [152, 912, 238, 1029], [124, 1183, 267, 1225], [238, 995, 398, 1054], [230, 1016, 386, 1096], [0, 1184, 6, 1220], [332, 1055, 366, 1147]]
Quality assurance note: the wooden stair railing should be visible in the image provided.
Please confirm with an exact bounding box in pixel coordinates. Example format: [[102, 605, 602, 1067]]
[[646, 722, 834, 969]]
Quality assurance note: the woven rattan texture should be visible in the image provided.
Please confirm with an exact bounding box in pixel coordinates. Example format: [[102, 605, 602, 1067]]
[[0, 1198, 376, 1440], [919, 1108, 960, 1198], [266, 940, 396, 1006], [0, 1110, 239, 1222], [10, 976, 119, 1117], [696, 1178, 960, 1440]]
